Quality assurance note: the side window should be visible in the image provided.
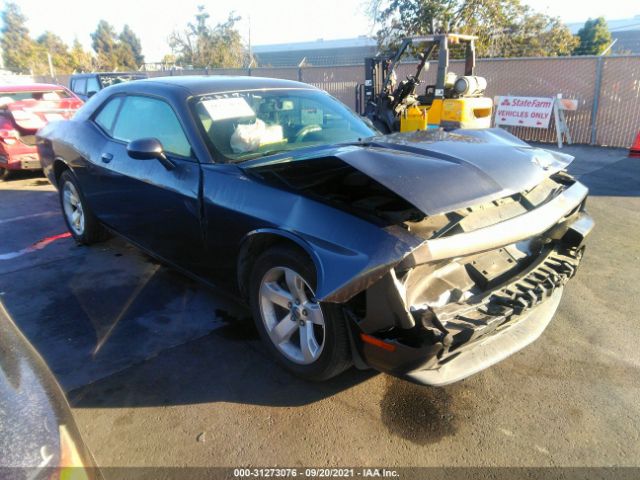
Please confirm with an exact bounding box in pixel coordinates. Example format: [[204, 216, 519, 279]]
[[72, 78, 87, 95], [86, 77, 100, 96], [94, 97, 123, 135], [112, 96, 191, 157]]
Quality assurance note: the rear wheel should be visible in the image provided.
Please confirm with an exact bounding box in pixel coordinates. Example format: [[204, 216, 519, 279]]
[[0, 167, 14, 181], [58, 170, 108, 244], [249, 246, 352, 381]]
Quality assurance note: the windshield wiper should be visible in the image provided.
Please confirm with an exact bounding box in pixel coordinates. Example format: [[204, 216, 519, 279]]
[[231, 148, 292, 163]]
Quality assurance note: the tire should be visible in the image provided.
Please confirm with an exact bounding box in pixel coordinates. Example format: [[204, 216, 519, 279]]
[[249, 245, 352, 381], [58, 170, 108, 245], [0, 168, 14, 181]]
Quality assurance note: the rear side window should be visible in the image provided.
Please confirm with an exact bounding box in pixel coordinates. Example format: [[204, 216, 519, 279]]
[[94, 97, 123, 135], [72, 78, 86, 95], [112, 96, 191, 157], [86, 77, 100, 96]]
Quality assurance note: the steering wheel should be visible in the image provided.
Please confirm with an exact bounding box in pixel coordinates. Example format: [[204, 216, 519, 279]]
[[293, 124, 322, 143]]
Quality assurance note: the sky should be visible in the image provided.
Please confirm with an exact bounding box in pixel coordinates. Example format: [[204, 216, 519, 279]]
[[10, 0, 640, 62]]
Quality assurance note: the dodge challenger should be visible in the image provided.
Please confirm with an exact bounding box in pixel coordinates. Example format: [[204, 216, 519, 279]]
[[36, 76, 593, 385]]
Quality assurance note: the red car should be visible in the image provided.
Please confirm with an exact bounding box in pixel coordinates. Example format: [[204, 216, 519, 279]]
[[0, 83, 82, 180]]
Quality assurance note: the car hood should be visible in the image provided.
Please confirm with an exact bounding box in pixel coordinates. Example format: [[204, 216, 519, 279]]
[[244, 128, 574, 216], [336, 128, 573, 215]]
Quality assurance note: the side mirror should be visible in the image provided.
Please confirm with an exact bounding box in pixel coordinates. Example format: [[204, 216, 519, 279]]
[[127, 138, 175, 170], [87, 91, 97, 98]]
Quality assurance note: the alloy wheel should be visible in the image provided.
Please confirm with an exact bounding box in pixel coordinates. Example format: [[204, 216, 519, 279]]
[[259, 266, 326, 365], [62, 181, 85, 236]]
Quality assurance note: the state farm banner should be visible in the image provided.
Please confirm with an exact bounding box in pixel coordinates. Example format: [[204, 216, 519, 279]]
[[494, 96, 554, 128]]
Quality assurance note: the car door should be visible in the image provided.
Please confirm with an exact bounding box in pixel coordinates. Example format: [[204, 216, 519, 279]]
[[90, 94, 205, 271]]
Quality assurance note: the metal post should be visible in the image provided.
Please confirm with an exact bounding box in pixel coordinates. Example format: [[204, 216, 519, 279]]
[[298, 57, 306, 82], [47, 52, 55, 82], [554, 96, 562, 148], [590, 56, 604, 145]]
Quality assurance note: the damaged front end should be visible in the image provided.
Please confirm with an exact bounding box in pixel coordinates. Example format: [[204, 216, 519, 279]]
[[243, 128, 593, 385], [342, 172, 592, 385]]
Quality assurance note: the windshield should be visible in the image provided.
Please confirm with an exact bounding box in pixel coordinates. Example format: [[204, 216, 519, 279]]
[[192, 89, 376, 162]]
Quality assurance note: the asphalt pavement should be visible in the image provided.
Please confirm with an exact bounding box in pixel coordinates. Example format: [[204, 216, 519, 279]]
[[0, 144, 638, 473]]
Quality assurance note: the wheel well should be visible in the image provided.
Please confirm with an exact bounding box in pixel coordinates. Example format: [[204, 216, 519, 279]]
[[53, 159, 70, 186], [237, 233, 316, 299]]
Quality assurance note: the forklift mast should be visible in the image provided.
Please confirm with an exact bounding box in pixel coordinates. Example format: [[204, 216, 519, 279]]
[[357, 33, 491, 132], [357, 34, 479, 111]]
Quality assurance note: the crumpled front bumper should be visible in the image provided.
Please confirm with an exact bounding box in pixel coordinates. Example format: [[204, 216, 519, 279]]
[[406, 287, 563, 386], [353, 243, 586, 385], [350, 190, 593, 386]]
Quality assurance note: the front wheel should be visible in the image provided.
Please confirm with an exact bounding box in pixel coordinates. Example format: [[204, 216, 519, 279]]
[[249, 246, 352, 381], [58, 170, 108, 244]]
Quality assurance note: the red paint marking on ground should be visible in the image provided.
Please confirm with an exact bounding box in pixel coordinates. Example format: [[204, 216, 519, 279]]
[[0, 232, 72, 261]]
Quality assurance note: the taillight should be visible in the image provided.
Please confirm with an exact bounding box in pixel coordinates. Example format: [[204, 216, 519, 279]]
[[0, 127, 20, 144]]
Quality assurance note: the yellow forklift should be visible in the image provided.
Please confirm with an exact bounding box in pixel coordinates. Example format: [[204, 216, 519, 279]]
[[356, 34, 493, 133]]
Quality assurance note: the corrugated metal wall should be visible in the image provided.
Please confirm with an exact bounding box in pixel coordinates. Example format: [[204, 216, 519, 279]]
[[38, 55, 640, 148]]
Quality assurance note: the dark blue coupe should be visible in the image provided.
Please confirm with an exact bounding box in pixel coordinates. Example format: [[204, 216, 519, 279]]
[[37, 76, 592, 385]]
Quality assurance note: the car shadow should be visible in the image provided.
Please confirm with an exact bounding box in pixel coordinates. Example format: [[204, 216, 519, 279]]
[[67, 322, 378, 409], [573, 156, 640, 197], [0, 182, 376, 410], [2, 241, 377, 409], [538, 144, 640, 198]]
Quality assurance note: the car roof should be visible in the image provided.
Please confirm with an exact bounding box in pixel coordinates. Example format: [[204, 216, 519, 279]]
[[71, 72, 148, 78], [0, 83, 67, 92], [119, 75, 317, 96]]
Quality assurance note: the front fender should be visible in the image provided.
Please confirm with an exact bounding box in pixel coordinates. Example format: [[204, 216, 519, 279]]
[[238, 226, 418, 304]]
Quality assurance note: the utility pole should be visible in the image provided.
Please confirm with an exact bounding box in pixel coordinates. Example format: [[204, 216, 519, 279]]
[[248, 14, 253, 68], [47, 52, 55, 82]]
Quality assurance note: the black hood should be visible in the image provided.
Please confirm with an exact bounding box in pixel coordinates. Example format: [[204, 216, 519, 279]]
[[243, 128, 573, 217], [336, 128, 573, 215]]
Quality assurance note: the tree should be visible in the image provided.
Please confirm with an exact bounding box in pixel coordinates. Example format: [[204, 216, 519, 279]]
[[91, 20, 119, 69], [368, 0, 577, 58], [169, 6, 245, 68], [36, 32, 74, 74], [70, 39, 94, 72], [90, 21, 144, 70], [0, 2, 36, 72], [115, 43, 137, 70], [120, 24, 144, 65], [574, 17, 612, 55]]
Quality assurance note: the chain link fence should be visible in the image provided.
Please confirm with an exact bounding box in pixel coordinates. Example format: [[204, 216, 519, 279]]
[[37, 54, 640, 148]]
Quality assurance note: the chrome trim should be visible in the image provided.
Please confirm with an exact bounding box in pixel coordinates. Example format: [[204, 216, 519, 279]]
[[410, 181, 588, 263]]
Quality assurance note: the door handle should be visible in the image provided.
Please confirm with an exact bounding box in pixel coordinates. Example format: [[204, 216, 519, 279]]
[[100, 153, 113, 163]]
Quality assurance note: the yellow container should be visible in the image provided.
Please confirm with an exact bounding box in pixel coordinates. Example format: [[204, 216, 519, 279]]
[[400, 106, 428, 132], [426, 99, 444, 127], [441, 97, 493, 129]]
